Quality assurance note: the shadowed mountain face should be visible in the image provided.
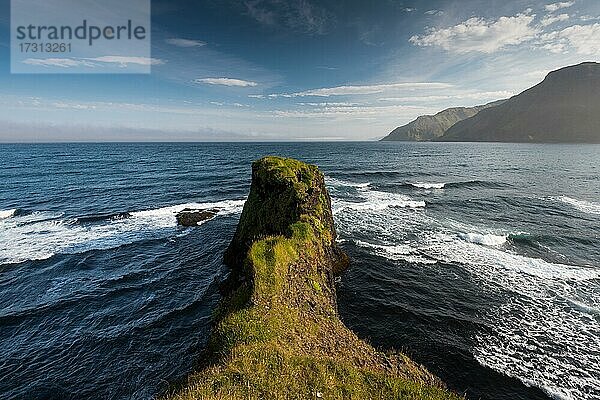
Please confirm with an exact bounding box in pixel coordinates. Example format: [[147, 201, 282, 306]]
[[381, 101, 504, 141], [441, 62, 600, 143]]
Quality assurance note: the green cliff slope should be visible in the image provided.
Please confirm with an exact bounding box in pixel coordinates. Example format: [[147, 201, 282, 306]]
[[164, 156, 461, 400]]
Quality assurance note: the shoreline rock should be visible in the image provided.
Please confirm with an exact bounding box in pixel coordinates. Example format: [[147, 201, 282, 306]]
[[176, 208, 219, 227]]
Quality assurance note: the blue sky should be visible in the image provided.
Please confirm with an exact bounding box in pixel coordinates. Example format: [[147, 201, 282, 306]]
[[0, 0, 599, 141]]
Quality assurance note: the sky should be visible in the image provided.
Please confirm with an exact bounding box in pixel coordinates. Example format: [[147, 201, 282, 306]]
[[0, 0, 599, 142]]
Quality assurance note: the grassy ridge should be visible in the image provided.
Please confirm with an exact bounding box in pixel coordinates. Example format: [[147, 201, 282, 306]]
[[164, 157, 461, 400]]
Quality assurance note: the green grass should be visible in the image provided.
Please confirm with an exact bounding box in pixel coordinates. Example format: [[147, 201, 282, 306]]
[[164, 157, 462, 400]]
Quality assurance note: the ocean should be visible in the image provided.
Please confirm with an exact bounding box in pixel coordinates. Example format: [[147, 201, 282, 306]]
[[0, 142, 598, 400]]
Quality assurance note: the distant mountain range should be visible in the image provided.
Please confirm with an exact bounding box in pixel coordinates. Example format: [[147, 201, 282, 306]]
[[381, 62, 600, 143], [381, 101, 504, 141]]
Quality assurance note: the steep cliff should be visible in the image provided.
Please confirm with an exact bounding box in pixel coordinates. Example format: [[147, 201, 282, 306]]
[[441, 62, 600, 142], [381, 101, 504, 141], [165, 157, 460, 400]]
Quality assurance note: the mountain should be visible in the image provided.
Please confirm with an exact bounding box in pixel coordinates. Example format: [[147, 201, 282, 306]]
[[441, 62, 600, 143], [381, 101, 504, 141]]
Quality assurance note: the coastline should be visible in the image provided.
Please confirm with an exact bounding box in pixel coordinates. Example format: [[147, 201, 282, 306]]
[[164, 156, 460, 400]]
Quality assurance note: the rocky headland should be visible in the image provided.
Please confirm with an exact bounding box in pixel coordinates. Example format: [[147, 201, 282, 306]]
[[164, 156, 460, 400]]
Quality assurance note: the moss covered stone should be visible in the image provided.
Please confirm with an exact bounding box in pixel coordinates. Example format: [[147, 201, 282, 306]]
[[224, 156, 346, 273], [164, 157, 461, 400]]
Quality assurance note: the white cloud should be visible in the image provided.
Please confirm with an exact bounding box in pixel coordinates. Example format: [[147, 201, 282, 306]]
[[22, 58, 95, 68], [410, 11, 539, 53], [540, 23, 600, 54], [210, 101, 250, 107], [298, 102, 362, 107], [540, 13, 570, 26], [85, 56, 165, 66], [544, 1, 575, 12], [580, 15, 600, 22], [404, 8, 416, 12], [377, 91, 514, 102], [22, 56, 165, 69], [267, 82, 453, 97], [271, 104, 435, 119], [52, 102, 97, 110], [195, 77, 258, 87], [165, 38, 206, 47], [424, 9, 444, 16]]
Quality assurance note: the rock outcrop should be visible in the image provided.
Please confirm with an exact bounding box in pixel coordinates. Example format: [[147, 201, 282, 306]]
[[176, 208, 219, 227], [164, 157, 459, 400]]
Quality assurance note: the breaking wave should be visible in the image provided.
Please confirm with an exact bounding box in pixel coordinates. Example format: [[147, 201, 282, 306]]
[[0, 199, 245, 265], [0, 209, 18, 219], [458, 232, 507, 246], [551, 196, 600, 215], [330, 181, 600, 400]]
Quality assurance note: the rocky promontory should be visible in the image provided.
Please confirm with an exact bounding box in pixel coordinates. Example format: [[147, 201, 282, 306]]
[[165, 156, 459, 400]]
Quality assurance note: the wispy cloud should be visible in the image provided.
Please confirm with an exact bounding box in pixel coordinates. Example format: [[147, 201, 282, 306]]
[[540, 13, 570, 26], [165, 38, 206, 47], [271, 104, 435, 119], [85, 56, 165, 66], [263, 82, 453, 98], [377, 91, 514, 103], [580, 15, 600, 22], [195, 77, 258, 87], [210, 101, 250, 107], [545, 1, 575, 12], [22, 56, 165, 68], [22, 58, 95, 68], [539, 23, 600, 54], [424, 9, 444, 16], [410, 11, 538, 53], [52, 102, 97, 110]]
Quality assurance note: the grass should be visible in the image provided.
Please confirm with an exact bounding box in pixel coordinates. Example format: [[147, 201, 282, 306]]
[[164, 157, 462, 400]]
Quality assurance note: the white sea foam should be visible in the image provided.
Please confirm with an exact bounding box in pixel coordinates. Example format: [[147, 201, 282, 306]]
[[0, 209, 17, 219], [0, 199, 245, 265], [410, 182, 446, 189], [458, 232, 507, 246], [331, 187, 600, 399], [419, 234, 600, 400], [355, 240, 436, 265], [565, 298, 600, 316], [552, 196, 600, 215], [325, 177, 371, 190], [334, 190, 425, 213]]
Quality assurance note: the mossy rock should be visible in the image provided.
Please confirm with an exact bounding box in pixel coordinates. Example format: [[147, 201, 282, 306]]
[[224, 156, 348, 275], [163, 157, 460, 400]]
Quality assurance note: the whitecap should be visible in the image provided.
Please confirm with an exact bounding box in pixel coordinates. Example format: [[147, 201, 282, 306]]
[[410, 182, 445, 189], [331, 187, 600, 399], [334, 190, 425, 213], [354, 239, 436, 265], [458, 232, 507, 246], [325, 177, 371, 190], [0, 209, 17, 219], [0, 199, 246, 265], [566, 298, 600, 316], [551, 196, 600, 215]]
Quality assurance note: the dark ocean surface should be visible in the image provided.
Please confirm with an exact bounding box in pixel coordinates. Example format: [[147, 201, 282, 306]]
[[0, 142, 598, 400]]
